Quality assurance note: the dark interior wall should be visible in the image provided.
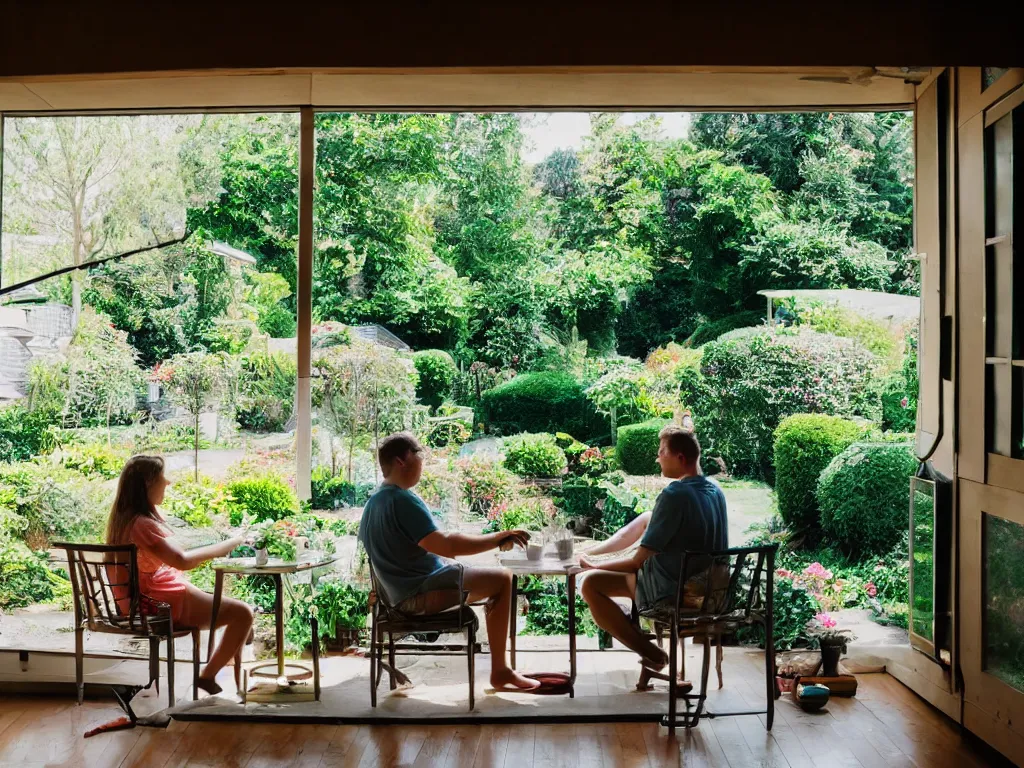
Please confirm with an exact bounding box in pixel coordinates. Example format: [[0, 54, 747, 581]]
[[0, 0, 1012, 77]]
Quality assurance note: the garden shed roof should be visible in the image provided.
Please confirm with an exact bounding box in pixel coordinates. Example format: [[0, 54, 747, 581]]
[[758, 289, 919, 325]]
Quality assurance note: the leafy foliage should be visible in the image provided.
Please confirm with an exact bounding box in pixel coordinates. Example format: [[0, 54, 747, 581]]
[[616, 419, 671, 476], [227, 474, 298, 525], [482, 497, 555, 533], [309, 466, 372, 510], [164, 476, 233, 527], [500, 433, 567, 478], [235, 352, 296, 433], [456, 457, 517, 517], [695, 328, 880, 479], [0, 405, 60, 463], [816, 442, 918, 557], [773, 414, 867, 532], [413, 350, 458, 410]]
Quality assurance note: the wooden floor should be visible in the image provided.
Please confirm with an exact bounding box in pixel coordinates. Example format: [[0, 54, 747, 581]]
[[0, 672, 1001, 767]]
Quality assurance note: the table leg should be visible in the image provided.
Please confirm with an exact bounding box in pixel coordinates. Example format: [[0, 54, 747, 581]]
[[509, 573, 518, 670], [274, 573, 285, 677], [567, 572, 577, 698], [207, 570, 224, 662]]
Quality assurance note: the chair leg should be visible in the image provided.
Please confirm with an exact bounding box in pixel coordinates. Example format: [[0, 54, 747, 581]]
[[716, 634, 724, 689], [369, 623, 378, 708], [667, 617, 678, 731], [467, 623, 476, 712], [166, 633, 176, 707], [191, 630, 201, 701], [75, 627, 84, 705], [388, 635, 397, 691], [680, 637, 686, 682], [693, 635, 712, 725], [149, 636, 160, 694]]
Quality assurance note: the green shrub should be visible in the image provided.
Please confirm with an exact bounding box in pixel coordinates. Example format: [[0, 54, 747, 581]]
[[0, 464, 109, 546], [0, 405, 60, 463], [164, 476, 233, 527], [501, 433, 567, 478], [695, 328, 880, 479], [227, 474, 298, 525], [456, 457, 517, 517], [309, 466, 372, 509], [817, 442, 918, 557], [685, 310, 764, 348], [796, 304, 898, 361], [482, 372, 606, 440], [616, 419, 671, 475], [235, 353, 296, 433], [880, 328, 919, 433], [520, 575, 597, 637], [0, 539, 65, 609], [57, 442, 130, 479], [414, 350, 459, 410], [773, 414, 867, 532]]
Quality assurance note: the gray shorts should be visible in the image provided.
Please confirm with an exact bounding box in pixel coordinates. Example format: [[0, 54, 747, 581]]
[[395, 564, 463, 614]]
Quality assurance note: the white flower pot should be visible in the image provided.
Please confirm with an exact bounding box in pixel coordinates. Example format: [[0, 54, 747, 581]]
[[255, 548, 269, 566]]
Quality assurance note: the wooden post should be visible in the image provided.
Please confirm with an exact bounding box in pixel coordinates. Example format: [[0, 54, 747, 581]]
[[296, 107, 314, 500]]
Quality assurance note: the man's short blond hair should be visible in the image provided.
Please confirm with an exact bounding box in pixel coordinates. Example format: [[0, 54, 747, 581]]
[[377, 431, 425, 475], [659, 424, 701, 464]]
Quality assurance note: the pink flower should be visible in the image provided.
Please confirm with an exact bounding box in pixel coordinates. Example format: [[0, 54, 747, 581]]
[[832, 583, 843, 593], [815, 613, 837, 629], [803, 562, 833, 580], [900, 397, 909, 408], [776, 568, 794, 579], [865, 582, 877, 597]]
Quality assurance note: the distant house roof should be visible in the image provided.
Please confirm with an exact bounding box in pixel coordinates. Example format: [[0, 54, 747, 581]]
[[351, 324, 411, 351], [758, 289, 919, 325], [209, 241, 257, 265]]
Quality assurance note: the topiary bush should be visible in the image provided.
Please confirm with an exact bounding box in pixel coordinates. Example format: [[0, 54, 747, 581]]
[[228, 474, 298, 525], [413, 350, 459, 410], [616, 419, 671, 476], [685, 310, 764, 348], [773, 414, 868, 532], [694, 328, 880, 480], [816, 442, 918, 557], [481, 372, 606, 440], [501, 433, 567, 478]]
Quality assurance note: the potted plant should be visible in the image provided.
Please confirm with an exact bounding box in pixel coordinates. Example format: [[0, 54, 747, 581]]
[[314, 579, 371, 651], [250, 519, 298, 565], [811, 613, 855, 677]]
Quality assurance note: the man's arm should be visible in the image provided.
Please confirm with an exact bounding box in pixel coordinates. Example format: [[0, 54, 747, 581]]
[[419, 530, 529, 559], [580, 545, 655, 573]]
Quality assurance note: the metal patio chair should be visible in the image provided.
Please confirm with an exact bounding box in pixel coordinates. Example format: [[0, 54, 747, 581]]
[[58, 542, 201, 718], [368, 561, 480, 711], [636, 544, 779, 730]]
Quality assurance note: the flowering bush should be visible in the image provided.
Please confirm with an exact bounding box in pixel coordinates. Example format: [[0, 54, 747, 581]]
[[809, 612, 855, 650], [482, 497, 555, 533], [456, 458, 517, 517], [695, 328, 880, 479]]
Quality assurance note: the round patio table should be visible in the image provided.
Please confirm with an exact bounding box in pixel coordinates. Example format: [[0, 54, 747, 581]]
[[208, 553, 336, 697]]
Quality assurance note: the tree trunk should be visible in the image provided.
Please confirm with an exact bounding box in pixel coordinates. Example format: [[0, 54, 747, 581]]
[[194, 411, 200, 481], [610, 405, 618, 446]]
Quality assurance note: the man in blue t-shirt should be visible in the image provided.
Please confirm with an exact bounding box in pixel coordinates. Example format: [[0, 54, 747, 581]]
[[359, 432, 539, 692], [578, 425, 728, 677]]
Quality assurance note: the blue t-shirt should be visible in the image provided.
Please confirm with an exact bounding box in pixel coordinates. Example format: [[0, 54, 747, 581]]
[[635, 475, 728, 609], [357, 483, 455, 606]]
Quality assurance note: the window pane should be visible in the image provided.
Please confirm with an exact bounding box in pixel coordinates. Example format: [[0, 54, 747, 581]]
[[983, 67, 1011, 90], [984, 513, 1024, 693], [911, 479, 935, 642]]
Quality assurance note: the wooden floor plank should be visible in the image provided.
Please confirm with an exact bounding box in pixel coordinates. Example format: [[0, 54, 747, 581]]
[[500, 724, 535, 768], [412, 726, 457, 768], [470, 725, 509, 768], [444, 727, 483, 768]]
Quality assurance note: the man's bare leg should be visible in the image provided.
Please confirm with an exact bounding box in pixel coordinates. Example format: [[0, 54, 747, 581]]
[[580, 569, 667, 668], [462, 566, 540, 690]]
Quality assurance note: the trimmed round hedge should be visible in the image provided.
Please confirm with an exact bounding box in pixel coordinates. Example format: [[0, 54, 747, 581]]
[[413, 350, 458, 410], [616, 419, 671, 475], [482, 372, 606, 440], [501, 433, 568, 478], [816, 441, 918, 557], [773, 414, 867, 532]]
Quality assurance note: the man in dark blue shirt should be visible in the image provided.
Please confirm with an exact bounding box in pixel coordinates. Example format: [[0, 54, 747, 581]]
[[579, 425, 728, 676], [359, 432, 539, 692]]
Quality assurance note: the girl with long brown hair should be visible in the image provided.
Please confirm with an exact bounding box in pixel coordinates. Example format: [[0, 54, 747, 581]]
[[107, 455, 253, 696]]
